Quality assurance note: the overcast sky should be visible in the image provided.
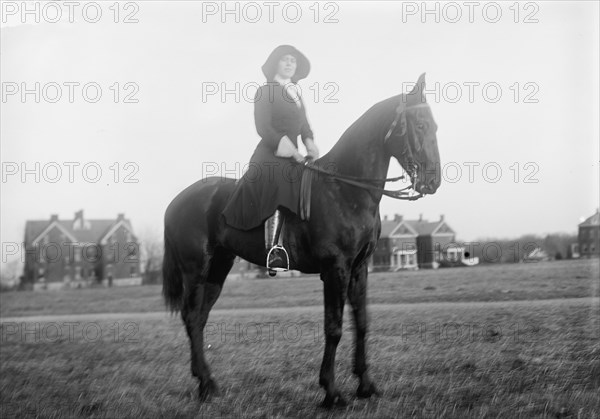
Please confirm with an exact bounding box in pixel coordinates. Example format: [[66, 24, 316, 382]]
[[1, 1, 599, 265]]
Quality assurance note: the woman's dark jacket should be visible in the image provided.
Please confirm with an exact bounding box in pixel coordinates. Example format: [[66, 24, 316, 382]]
[[222, 82, 314, 230]]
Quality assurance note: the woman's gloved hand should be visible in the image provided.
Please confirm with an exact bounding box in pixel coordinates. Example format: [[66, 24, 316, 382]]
[[275, 135, 296, 157], [304, 138, 319, 160], [276, 135, 305, 163]]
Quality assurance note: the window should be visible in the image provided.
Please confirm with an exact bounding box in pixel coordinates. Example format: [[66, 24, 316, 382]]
[[127, 245, 137, 257]]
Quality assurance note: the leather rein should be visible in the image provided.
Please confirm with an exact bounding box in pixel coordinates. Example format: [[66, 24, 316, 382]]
[[302, 102, 428, 201]]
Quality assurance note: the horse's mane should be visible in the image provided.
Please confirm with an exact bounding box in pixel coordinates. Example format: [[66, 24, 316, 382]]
[[325, 94, 403, 157]]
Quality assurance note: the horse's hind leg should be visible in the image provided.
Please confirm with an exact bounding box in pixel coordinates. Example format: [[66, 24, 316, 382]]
[[347, 263, 379, 398], [181, 248, 235, 401]]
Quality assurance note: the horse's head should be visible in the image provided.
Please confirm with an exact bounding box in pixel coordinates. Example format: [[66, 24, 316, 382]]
[[385, 74, 441, 196]]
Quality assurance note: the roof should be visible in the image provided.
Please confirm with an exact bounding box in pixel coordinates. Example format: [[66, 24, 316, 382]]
[[380, 220, 400, 237], [24, 215, 134, 246], [579, 211, 600, 227], [380, 216, 454, 238], [405, 219, 441, 236]]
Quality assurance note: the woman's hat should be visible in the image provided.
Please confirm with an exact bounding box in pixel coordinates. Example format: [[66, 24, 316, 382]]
[[261, 45, 310, 83]]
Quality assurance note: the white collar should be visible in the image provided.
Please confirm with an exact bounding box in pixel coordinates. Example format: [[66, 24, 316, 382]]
[[273, 74, 292, 86], [273, 74, 301, 107]]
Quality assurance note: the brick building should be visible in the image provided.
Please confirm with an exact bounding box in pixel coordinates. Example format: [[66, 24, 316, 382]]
[[578, 209, 600, 258], [372, 214, 475, 270], [23, 210, 141, 290]]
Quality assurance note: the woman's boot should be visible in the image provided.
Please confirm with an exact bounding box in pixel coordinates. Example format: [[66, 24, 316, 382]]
[[265, 209, 289, 276]]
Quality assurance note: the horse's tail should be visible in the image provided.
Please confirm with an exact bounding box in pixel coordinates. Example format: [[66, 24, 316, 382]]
[[162, 230, 183, 312]]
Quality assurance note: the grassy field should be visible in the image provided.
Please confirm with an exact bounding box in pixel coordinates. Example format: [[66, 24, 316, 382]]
[[1, 259, 599, 418], [1, 258, 598, 318]]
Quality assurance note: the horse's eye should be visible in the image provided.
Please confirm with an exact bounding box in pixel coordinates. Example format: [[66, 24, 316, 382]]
[[416, 124, 424, 130]]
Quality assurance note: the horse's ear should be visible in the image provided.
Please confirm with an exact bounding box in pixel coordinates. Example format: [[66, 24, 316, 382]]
[[407, 73, 426, 106]]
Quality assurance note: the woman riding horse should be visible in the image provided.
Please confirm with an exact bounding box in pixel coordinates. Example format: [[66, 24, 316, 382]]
[[222, 45, 319, 274], [163, 71, 441, 406]]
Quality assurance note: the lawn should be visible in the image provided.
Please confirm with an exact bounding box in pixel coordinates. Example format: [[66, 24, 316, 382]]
[[0, 259, 598, 418], [1, 259, 598, 317]]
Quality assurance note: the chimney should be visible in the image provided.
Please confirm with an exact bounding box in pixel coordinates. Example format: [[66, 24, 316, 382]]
[[117, 213, 125, 221], [73, 209, 84, 230], [394, 214, 403, 222], [50, 214, 58, 222], [419, 213, 423, 222], [440, 214, 445, 222]]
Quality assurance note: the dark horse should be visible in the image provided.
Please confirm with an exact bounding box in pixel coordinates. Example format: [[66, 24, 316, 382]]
[[163, 74, 441, 407]]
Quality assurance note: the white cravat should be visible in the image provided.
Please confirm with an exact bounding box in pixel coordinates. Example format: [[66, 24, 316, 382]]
[[273, 74, 301, 108]]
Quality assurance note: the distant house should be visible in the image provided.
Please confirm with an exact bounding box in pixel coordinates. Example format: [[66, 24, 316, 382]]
[[523, 247, 551, 262], [407, 214, 457, 269], [578, 209, 600, 258], [569, 243, 580, 259], [23, 210, 141, 290], [371, 214, 476, 270], [371, 214, 418, 270]]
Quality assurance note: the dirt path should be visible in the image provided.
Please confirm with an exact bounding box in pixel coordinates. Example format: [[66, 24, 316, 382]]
[[1, 297, 597, 323]]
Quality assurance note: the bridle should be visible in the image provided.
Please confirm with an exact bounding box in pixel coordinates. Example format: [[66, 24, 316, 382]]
[[303, 101, 430, 201]]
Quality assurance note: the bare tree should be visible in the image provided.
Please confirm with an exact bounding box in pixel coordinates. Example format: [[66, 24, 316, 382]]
[[138, 227, 164, 284], [0, 259, 23, 291]]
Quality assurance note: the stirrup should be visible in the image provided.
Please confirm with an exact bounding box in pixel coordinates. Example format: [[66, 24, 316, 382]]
[[266, 245, 289, 273]]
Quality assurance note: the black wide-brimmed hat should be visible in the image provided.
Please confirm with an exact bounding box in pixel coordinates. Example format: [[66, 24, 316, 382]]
[[261, 45, 310, 83]]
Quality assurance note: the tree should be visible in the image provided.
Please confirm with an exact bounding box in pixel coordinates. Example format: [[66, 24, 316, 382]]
[[138, 228, 164, 285]]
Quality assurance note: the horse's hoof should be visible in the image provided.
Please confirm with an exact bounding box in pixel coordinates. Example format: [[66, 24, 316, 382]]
[[198, 378, 220, 401], [356, 381, 380, 399], [320, 392, 347, 409]]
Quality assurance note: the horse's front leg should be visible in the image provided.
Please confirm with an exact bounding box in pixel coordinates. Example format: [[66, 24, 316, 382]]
[[348, 263, 380, 398], [319, 262, 350, 408]]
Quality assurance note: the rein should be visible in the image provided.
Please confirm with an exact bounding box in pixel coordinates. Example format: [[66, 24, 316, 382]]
[[302, 162, 423, 200], [302, 101, 430, 201]]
